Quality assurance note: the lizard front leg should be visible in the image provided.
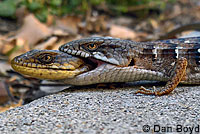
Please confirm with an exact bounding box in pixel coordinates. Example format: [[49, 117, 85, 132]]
[[135, 57, 188, 96]]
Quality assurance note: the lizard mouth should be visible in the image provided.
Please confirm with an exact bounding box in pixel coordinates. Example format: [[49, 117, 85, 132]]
[[11, 49, 122, 82], [84, 57, 106, 68], [11, 50, 94, 80]]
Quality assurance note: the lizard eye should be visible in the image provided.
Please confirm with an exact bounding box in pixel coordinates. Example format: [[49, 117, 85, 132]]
[[39, 54, 54, 64], [87, 43, 98, 50]]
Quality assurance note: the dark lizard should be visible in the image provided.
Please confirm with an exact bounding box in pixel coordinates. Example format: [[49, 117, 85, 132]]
[[59, 36, 200, 95]]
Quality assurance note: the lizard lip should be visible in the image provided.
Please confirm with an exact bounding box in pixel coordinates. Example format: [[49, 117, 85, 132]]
[[63, 48, 91, 58]]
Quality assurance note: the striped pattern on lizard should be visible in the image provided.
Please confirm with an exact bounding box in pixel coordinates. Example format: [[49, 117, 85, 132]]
[[59, 37, 200, 95]]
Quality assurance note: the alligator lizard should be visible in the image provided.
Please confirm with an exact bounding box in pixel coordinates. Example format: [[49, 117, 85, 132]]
[[58, 36, 200, 95], [11, 37, 200, 96]]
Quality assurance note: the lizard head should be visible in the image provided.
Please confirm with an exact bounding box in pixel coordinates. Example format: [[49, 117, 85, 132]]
[[59, 37, 137, 66], [11, 50, 90, 80]]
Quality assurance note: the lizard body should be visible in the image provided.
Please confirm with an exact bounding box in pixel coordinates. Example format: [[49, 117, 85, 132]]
[[59, 37, 200, 95], [11, 37, 200, 96]]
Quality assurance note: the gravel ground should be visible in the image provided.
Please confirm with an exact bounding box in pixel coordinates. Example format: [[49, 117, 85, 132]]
[[0, 83, 200, 134]]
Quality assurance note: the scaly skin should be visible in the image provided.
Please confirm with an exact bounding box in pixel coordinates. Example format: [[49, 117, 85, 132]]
[[59, 37, 200, 84], [59, 36, 200, 95], [12, 49, 169, 85], [11, 37, 200, 95], [11, 50, 90, 80]]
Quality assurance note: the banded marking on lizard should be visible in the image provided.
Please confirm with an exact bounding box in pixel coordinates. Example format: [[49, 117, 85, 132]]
[[59, 37, 200, 95]]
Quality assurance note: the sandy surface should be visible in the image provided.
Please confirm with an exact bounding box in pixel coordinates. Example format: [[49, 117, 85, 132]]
[[0, 83, 200, 134]]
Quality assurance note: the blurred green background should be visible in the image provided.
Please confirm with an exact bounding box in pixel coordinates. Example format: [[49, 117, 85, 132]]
[[0, 0, 175, 22]]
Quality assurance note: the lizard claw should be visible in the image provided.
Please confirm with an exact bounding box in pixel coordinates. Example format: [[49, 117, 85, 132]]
[[135, 86, 157, 95]]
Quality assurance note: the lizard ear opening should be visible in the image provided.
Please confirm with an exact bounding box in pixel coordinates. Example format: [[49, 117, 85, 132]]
[[128, 58, 135, 66]]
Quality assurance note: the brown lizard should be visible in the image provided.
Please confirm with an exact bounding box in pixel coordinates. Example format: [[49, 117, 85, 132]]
[[59, 37, 200, 96]]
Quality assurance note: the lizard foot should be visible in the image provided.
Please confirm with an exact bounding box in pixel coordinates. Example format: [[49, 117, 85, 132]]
[[135, 86, 158, 95], [135, 57, 187, 96]]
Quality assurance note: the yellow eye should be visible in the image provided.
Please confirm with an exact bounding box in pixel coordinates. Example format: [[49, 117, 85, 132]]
[[43, 55, 51, 61], [87, 44, 97, 50], [39, 54, 53, 63]]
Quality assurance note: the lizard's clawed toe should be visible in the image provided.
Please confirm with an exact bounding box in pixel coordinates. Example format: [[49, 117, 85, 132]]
[[135, 86, 158, 95]]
